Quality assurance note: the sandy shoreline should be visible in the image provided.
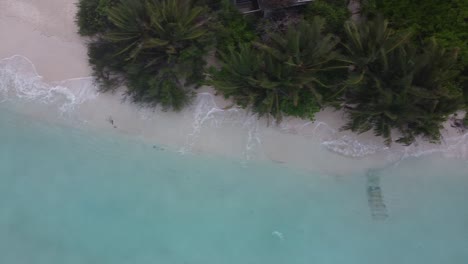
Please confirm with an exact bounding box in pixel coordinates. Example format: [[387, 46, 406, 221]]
[[1, 0, 467, 175]]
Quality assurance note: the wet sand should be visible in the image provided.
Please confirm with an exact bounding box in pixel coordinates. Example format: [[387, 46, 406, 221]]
[[1, 0, 467, 175]]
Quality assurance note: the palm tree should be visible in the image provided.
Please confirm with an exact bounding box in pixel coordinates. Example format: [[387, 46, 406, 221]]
[[255, 17, 344, 104], [210, 18, 343, 122], [85, 0, 214, 110], [340, 16, 463, 145], [105, 0, 212, 63], [340, 15, 412, 74], [400, 39, 464, 143]]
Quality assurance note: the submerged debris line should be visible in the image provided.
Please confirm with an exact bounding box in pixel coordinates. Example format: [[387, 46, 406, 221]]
[[366, 170, 388, 220]]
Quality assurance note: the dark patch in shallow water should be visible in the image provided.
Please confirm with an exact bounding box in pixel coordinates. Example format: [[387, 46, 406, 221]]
[[366, 169, 389, 220]]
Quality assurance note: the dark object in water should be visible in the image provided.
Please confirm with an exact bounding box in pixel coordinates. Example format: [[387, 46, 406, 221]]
[[107, 116, 114, 125], [153, 145, 165, 151], [107, 116, 117, 128], [366, 170, 389, 220]]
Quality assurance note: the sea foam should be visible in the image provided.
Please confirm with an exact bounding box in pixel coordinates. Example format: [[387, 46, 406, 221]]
[[1, 55, 467, 163], [0, 55, 97, 113]]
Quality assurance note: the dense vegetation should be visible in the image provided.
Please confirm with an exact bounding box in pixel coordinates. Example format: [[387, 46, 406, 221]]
[[304, 0, 350, 38], [340, 16, 463, 144], [76, 0, 118, 36], [213, 0, 257, 54], [78, 0, 214, 110], [76, 0, 467, 145], [363, 0, 468, 102], [210, 18, 343, 122]]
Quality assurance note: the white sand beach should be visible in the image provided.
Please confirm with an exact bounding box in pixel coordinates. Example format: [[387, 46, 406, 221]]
[[1, 0, 467, 175]]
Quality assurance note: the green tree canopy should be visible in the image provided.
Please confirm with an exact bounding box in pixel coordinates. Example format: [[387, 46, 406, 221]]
[[363, 0, 468, 102], [83, 0, 214, 110], [341, 17, 464, 145], [210, 18, 344, 122]]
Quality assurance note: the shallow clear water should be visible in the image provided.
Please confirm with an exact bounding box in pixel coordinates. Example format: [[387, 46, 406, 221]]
[[1, 107, 468, 264]]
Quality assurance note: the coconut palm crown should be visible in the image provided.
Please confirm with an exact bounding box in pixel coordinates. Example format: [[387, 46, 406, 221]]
[[340, 16, 463, 145], [210, 18, 343, 122], [87, 0, 214, 110]]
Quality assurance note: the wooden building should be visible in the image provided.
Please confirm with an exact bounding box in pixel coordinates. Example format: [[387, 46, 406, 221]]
[[234, 0, 313, 14]]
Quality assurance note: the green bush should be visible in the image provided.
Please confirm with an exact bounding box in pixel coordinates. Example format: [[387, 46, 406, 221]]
[[280, 90, 321, 121], [304, 0, 350, 38], [214, 0, 257, 54], [75, 0, 118, 36]]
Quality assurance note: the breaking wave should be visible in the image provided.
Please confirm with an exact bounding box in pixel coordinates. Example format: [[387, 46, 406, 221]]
[[179, 93, 261, 161], [322, 135, 388, 158], [1, 55, 467, 163], [0, 55, 97, 113]]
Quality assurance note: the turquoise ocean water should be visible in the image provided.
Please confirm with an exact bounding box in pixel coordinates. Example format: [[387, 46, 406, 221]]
[[1, 105, 468, 264]]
